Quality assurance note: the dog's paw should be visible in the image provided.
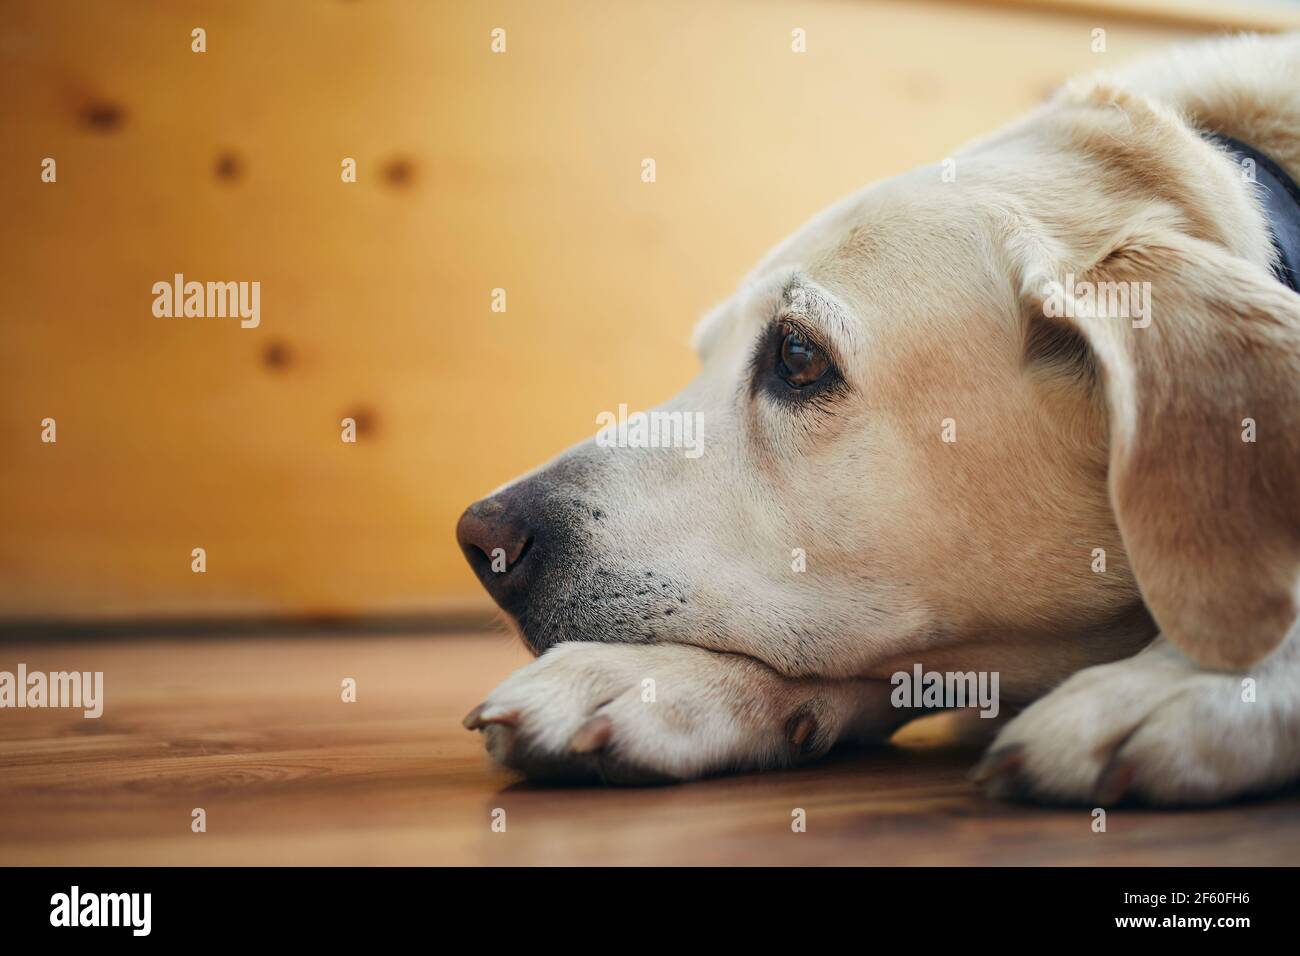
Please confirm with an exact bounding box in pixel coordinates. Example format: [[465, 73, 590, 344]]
[[974, 637, 1300, 805], [464, 642, 844, 784]]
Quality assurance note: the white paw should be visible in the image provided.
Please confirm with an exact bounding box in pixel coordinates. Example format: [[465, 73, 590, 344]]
[[975, 637, 1300, 805], [463, 642, 836, 784]]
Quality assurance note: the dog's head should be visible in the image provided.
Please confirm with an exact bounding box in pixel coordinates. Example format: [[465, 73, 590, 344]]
[[458, 82, 1300, 690]]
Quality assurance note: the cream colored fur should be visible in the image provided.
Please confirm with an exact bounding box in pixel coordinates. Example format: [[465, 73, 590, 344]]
[[468, 34, 1300, 805]]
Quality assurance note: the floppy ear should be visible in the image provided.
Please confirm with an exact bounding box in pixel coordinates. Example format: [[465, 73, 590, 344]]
[[1022, 232, 1300, 670]]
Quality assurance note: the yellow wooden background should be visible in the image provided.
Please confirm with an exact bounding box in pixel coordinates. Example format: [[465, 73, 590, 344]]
[[1, 0, 1287, 621]]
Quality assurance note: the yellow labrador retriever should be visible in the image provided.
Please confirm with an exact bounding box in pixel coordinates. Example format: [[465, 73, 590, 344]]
[[456, 33, 1300, 804]]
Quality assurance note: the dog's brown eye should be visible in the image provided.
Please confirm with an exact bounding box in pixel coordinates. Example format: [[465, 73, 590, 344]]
[[777, 329, 830, 387]]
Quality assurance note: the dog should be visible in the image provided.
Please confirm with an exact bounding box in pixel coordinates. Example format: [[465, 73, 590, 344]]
[[456, 33, 1300, 805]]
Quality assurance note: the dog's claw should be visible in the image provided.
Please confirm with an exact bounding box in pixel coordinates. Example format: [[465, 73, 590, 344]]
[[1095, 758, 1137, 805], [787, 712, 818, 753], [462, 704, 519, 730], [972, 743, 1026, 794], [568, 714, 613, 754]]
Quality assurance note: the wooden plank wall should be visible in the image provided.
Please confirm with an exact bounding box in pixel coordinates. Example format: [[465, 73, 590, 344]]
[[0, 1, 1256, 620]]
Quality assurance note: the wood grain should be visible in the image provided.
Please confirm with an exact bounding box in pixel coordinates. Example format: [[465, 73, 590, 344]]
[[0, 0, 1217, 619], [1, 630, 1296, 865]]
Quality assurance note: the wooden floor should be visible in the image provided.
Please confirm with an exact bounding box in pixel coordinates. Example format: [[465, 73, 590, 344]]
[[1, 630, 1297, 866]]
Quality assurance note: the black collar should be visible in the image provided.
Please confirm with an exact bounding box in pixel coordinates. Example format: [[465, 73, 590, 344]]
[[1207, 132, 1300, 295]]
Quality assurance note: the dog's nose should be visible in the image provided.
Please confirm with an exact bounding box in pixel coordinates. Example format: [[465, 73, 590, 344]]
[[456, 493, 535, 614]]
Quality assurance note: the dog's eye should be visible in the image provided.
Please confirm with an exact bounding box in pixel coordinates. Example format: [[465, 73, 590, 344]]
[[777, 329, 831, 388], [749, 320, 843, 406]]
